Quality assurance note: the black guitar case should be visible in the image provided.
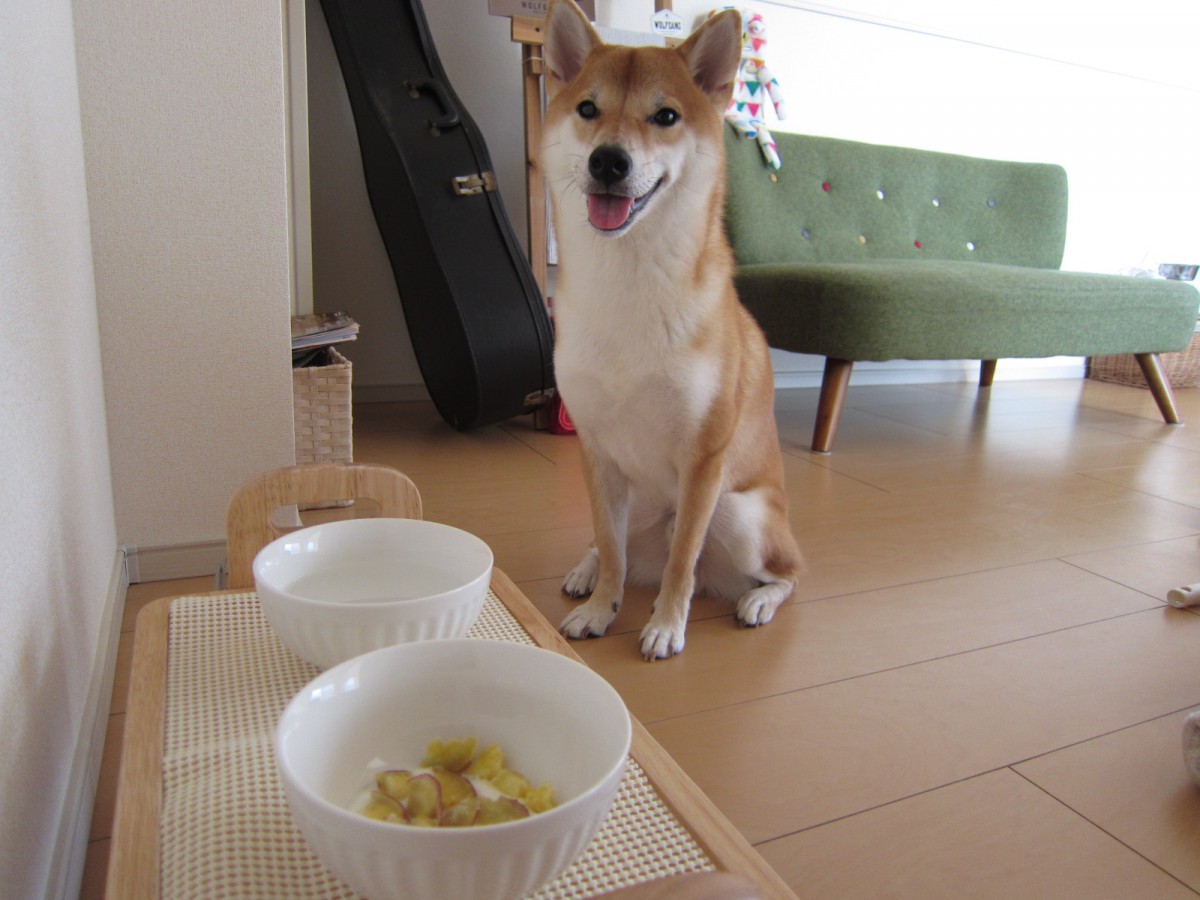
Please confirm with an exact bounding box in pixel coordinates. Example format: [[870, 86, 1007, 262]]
[[318, 0, 554, 429]]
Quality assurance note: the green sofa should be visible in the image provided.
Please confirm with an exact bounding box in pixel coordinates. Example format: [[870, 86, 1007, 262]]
[[725, 125, 1200, 452]]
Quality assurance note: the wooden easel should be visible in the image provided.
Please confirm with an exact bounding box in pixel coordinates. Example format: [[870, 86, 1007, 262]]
[[510, 3, 675, 300]]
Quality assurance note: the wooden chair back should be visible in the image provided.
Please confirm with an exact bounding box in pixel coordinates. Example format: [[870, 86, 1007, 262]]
[[224, 463, 422, 589]]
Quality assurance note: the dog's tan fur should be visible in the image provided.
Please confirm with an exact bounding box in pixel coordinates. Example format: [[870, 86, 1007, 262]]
[[541, 0, 803, 659]]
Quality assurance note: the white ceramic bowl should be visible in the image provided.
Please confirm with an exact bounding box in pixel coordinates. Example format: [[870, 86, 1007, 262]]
[[275, 639, 631, 900], [253, 518, 493, 670]]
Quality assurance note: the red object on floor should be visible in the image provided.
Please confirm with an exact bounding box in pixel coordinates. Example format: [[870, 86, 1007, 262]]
[[549, 393, 575, 434]]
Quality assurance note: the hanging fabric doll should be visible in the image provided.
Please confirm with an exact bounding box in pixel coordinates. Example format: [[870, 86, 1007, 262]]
[[711, 8, 787, 169]]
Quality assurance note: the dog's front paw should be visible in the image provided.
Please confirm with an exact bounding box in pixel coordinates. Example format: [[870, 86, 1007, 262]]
[[639, 620, 686, 660], [735, 585, 785, 627], [562, 548, 600, 599], [560, 597, 618, 640]]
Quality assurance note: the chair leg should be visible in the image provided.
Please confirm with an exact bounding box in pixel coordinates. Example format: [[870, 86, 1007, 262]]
[[1135, 353, 1182, 424], [813, 357, 853, 453], [979, 359, 997, 387]]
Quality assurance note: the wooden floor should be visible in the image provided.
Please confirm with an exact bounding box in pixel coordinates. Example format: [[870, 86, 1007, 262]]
[[83, 377, 1200, 898]]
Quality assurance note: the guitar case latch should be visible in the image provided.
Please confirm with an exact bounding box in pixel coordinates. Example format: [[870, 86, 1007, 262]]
[[452, 172, 497, 196]]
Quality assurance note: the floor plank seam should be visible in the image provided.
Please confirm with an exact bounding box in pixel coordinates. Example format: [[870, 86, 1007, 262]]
[[1009, 766, 1200, 897], [640, 606, 1190, 729]]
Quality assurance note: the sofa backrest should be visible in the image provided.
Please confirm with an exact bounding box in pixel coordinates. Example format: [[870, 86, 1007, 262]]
[[724, 125, 1068, 270]]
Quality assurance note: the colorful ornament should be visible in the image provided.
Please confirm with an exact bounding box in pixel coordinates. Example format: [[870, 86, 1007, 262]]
[[710, 7, 787, 169]]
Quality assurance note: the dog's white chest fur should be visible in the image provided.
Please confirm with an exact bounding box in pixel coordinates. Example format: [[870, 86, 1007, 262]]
[[555, 278, 719, 495]]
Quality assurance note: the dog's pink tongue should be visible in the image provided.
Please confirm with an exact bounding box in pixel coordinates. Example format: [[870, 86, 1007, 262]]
[[588, 193, 634, 231]]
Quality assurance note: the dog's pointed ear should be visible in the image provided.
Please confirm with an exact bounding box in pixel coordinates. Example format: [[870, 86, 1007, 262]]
[[678, 9, 743, 109], [543, 0, 600, 97]]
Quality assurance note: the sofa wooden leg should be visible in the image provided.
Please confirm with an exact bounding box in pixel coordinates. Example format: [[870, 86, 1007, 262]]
[[1135, 353, 1182, 424], [813, 358, 853, 453], [979, 359, 997, 387]]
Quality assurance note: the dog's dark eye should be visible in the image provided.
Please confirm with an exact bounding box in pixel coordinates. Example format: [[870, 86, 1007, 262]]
[[577, 100, 599, 120], [651, 107, 679, 127]]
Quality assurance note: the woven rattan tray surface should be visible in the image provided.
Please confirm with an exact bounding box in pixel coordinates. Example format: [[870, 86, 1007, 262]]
[[107, 570, 795, 899]]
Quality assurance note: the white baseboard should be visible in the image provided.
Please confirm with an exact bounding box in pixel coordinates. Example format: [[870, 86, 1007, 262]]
[[769, 353, 1086, 390], [51, 548, 129, 900], [124, 540, 227, 583], [990, 358, 1088, 381], [355, 358, 1086, 408]]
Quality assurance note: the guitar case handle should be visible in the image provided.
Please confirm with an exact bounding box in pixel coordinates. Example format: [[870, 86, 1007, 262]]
[[404, 79, 460, 134]]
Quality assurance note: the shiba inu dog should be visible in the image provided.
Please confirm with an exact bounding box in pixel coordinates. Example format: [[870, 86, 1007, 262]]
[[540, 0, 803, 659]]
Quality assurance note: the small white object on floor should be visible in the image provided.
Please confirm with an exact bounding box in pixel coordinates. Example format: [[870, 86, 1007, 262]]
[[1166, 583, 1200, 608], [1184, 711, 1200, 786]]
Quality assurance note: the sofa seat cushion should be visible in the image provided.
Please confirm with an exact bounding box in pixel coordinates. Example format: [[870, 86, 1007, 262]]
[[736, 259, 1200, 362]]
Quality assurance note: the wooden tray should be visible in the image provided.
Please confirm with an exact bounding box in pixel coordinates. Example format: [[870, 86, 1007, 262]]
[[107, 570, 795, 898]]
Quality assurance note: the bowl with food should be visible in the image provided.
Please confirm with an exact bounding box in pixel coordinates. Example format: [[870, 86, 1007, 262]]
[[254, 518, 492, 670], [274, 638, 631, 900]]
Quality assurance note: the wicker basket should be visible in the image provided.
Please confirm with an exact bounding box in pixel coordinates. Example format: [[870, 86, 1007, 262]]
[[1087, 329, 1200, 389], [293, 346, 352, 464]]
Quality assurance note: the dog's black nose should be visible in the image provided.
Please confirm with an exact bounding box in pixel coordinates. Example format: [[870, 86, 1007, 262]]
[[588, 145, 632, 186]]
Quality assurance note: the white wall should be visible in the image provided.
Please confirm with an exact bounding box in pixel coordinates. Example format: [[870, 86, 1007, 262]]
[[0, 4, 120, 896], [310, 0, 1199, 394], [662, 0, 1199, 274], [0, 1, 302, 895], [75, 0, 298, 576]]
